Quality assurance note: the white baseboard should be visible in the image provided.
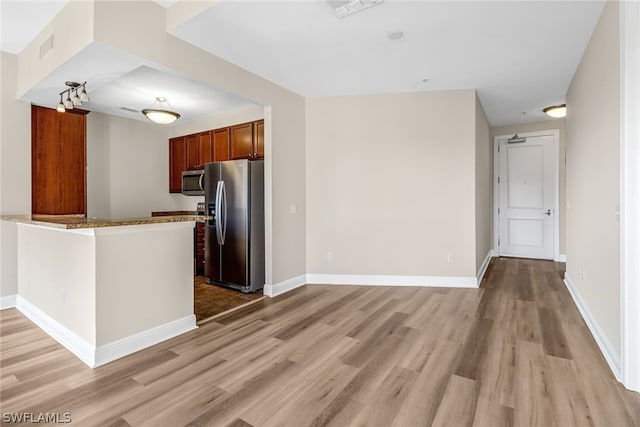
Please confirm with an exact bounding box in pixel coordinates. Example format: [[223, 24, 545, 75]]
[[563, 273, 622, 380], [16, 296, 96, 367], [557, 254, 567, 262], [94, 315, 197, 368], [0, 294, 17, 310], [16, 296, 197, 369], [306, 273, 478, 288], [263, 274, 307, 297], [476, 250, 494, 286]]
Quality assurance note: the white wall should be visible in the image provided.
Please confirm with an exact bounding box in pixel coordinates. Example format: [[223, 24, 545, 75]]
[[491, 119, 567, 255], [17, 225, 97, 345], [0, 52, 32, 299], [305, 90, 478, 278], [475, 95, 492, 272], [566, 0, 620, 354], [87, 112, 183, 218]]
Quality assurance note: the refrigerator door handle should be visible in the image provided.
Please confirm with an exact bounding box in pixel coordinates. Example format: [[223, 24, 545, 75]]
[[220, 181, 227, 245], [215, 181, 223, 245]]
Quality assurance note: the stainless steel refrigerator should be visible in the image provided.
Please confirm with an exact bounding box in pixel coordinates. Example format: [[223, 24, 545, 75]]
[[204, 159, 264, 293]]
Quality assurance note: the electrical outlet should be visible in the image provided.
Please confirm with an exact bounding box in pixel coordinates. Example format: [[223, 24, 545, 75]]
[[447, 253, 453, 262], [60, 289, 65, 304], [290, 204, 297, 214], [581, 269, 586, 280], [327, 251, 333, 261]]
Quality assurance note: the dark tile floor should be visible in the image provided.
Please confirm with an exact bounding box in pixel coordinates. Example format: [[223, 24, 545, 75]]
[[194, 276, 263, 322]]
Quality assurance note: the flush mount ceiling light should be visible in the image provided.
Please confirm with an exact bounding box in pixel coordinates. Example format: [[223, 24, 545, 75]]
[[326, 0, 384, 18], [142, 97, 181, 125], [57, 81, 89, 113], [387, 30, 404, 40], [543, 104, 566, 118]]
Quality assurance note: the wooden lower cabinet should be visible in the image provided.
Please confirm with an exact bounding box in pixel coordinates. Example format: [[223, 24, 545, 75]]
[[195, 222, 205, 275]]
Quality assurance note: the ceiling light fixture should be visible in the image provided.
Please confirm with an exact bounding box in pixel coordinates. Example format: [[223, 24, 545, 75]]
[[543, 104, 566, 118], [387, 30, 403, 40], [57, 81, 88, 113], [57, 94, 65, 112], [142, 97, 180, 125]]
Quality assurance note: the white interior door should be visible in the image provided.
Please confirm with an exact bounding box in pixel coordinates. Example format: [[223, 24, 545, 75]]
[[498, 134, 557, 260]]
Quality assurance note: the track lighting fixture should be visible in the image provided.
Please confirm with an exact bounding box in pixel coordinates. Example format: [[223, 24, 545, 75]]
[[57, 81, 88, 113], [142, 97, 180, 124]]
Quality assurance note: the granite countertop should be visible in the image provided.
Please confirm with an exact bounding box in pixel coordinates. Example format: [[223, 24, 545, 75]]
[[1, 214, 207, 230]]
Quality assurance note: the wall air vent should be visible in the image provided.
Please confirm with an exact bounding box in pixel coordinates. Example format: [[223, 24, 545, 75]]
[[39, 33, 55, 59], [326, 0, 384, 18]]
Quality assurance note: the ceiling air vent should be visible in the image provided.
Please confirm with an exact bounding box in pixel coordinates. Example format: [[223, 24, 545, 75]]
[[326, 0, 384, 18]]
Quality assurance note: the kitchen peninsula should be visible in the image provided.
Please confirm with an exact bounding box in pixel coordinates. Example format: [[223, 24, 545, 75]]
[[2, 214, 205, 368]]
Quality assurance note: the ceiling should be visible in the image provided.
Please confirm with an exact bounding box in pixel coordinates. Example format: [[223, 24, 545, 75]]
[[1, 0, 605, 126]]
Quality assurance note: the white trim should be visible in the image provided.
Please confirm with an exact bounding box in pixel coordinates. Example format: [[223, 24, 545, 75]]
[[493, 130, 560, 261], [0, 295, 17, 310], [263, 106, 273, 288], [263, 274, 306, 297], [94, 315, 197, 368], [16, 296, 96, 367], [564, 273, 622, 380], [306, 274, 478, 288], [476, 250, 494, 286], [15, 296, 197, 368], [620, 0, 640, 392], [557, 254, 567, 263]]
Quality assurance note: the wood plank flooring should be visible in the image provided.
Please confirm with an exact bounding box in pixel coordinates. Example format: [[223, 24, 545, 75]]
[[1, 257, 640, 426], [194, 277, 263, 322]]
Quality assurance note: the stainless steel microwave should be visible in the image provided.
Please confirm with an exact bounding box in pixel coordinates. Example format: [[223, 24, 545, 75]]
[[182, 169, 205, 196]]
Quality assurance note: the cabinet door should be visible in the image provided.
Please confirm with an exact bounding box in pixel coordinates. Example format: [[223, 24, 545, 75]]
[[169, 136, 186, 193], [31, 105, 88, 215], [254, 120, 264, 159], [230, 122, 254, 160], [213, 128, 230, 161], [198, 131, 213, 167], [196, 222, 205, 275], [186, 134, 199, 170]]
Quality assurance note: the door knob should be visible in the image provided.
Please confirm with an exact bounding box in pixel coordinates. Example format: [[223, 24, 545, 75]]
[[543, 209, 551, 216]]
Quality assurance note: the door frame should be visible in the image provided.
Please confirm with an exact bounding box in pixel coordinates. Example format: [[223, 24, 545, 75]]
[[493, 129, 561, 261], [620, 0, 640, 392]]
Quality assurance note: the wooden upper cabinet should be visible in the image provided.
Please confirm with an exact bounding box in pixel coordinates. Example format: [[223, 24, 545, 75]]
[[198, 131, 213, 166], [185, 134, 199, 170], [31, 105, 88, 215], [254, 120, 264, 159], [230, 122, 254, 160], [213, 128, 230, 162], [168, 120, 264, 193], [169, 136, 186, 193]]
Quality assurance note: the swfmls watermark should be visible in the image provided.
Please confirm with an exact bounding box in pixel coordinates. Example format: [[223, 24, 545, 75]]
[[2, 412, 72, 424]]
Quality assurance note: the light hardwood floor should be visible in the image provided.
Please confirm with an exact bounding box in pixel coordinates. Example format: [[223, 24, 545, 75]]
[[1, 257, 639, 426]]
